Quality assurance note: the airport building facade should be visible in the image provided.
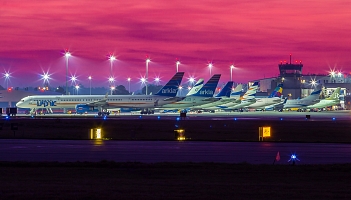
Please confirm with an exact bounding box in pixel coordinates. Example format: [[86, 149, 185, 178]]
[[251, 58, 351, 109]]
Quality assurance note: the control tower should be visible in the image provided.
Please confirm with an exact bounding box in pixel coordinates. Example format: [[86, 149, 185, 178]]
[[277, 54, 303, 98]]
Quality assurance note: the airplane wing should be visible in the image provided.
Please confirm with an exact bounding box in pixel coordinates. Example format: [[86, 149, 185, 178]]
[[163, 97, 185, 102], [201, 97, 221, 102], [86, 93, 109, 107]]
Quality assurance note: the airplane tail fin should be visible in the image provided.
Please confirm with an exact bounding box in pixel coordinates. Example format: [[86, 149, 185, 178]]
[[241, 82, 259, 101], [186, 79, 204, 96], [155, 72, 184, 96], [303, 84, 322, 100], [325, 87, 341, 100], [215, 81, 233, 98], [191, 74, 221, 97], [230, 84, 242, 99], [268, 83, 283, 98]]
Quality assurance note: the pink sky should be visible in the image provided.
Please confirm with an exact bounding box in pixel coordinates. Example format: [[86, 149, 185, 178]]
[[0, 0, 350, 90]]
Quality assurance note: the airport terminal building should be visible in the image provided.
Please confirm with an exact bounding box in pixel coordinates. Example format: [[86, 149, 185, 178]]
[[251, 58, 351, 109]]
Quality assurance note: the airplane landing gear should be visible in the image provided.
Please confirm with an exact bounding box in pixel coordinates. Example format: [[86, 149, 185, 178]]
[[98, 111, 110, 116], [140, 108, 154, 115]]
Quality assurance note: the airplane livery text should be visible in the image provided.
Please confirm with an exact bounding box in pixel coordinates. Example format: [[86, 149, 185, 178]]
[[36, 100, 57, 107], [200, 90, 214, 95], [162, 88, 177, 94]]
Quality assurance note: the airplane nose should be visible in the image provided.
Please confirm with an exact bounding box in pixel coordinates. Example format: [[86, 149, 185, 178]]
[[16, 101, 22, 107]]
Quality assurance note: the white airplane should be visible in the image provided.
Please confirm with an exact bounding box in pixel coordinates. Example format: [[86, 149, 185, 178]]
[[283, 84, 322, 110], [246, 83, 284, 110], [221, 81, 259, 111], [16, 72, 185, 115], [191, 83, 241, 110], [158, 74, 221, 110], [306, 87, 341, 109], [212, 81, 259, 111]]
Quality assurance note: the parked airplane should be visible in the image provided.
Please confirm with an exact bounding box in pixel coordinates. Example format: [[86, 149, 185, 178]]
[[221, 81, 259, 111], [158, 74, 221, 110], [193, 83, 242, 110], [16, 72, 185, 115], [190, 81, 234, 110], [306, 87, 341, 109], [246, 83, 284, 110], [283, 84, 322, 110]]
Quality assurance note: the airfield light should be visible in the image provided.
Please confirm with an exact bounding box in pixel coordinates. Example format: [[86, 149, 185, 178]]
[[189, 77, 195, 86], [140, 77, 146, 84], [188, 86, 191, 90], [4, 72, 10, 89], [338, 72, 342, 77], [154, 77, 160, 85], [90, 128, 102, 139], [288, 153, 300, 165], [70, 76, 77, 83], [108, 77, 115, 83]]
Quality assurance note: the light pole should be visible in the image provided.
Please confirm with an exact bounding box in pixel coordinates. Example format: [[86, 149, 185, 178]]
[[110, 86, 115, 95], [65, 51, 71, 95], [70, 75, 77, 95], [109, 55, 116, 79], [145, 58, 150, 95], [208, 63, 213, 77], [127, 77, 131, 93], [176, 60, 180, 72], [4, 72, 10, 89], [75, 85, 79, 95], [230, 65, 235, 81], [108, 77, 115, 94], [88, 76, 92, 95]]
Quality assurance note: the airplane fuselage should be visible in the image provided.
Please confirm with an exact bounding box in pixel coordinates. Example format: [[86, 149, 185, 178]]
[[160, 96, 219, 109], [16, 94, 181, 109]]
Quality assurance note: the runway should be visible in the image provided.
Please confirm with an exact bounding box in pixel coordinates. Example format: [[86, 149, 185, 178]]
[[1, 139, 351, 164]]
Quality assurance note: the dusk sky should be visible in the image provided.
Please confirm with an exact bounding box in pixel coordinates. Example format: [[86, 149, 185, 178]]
[[1, 0, 350, 90]]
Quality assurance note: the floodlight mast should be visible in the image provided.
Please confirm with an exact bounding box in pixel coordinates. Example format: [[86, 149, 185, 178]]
[[88, 76, 92, 95], [176, 60, 181, 72], [145, 58, 151, 95], [208, 63, 213, 77], [127, 77, 131, 93], [64, 51, 71, 95], [230, 65, 235, 81]]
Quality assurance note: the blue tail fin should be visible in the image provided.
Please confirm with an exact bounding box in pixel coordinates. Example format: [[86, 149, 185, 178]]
[[215, 81, 233, 98], [155, 72, 184, 96], [192, 74, 221, 97]]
